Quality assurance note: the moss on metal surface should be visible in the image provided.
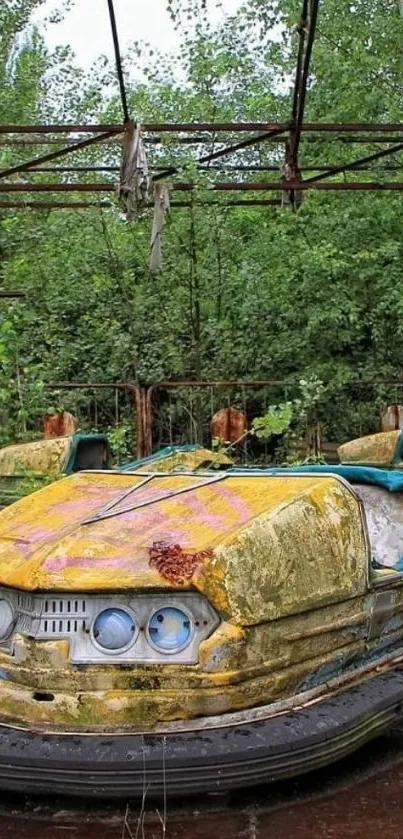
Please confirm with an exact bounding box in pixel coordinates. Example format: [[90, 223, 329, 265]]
[[0, 464, 377, 728], [338, 430, 403, 468]]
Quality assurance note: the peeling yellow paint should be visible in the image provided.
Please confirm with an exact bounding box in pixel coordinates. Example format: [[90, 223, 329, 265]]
[[0, 473, 368, 626], [0, 586, 384, 729], [131, 448, 233, 472], [0, 627, 388, 729], [0, 466, 376, 729], [338, 430, 402, 467], [0, 437, 71, 477]]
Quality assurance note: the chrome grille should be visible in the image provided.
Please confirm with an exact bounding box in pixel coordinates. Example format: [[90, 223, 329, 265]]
[[39, 597, 90, 638], [43, 598, 87, 615]]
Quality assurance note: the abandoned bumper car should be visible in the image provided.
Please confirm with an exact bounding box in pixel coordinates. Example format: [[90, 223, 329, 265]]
[[0, 432, 402, 797]]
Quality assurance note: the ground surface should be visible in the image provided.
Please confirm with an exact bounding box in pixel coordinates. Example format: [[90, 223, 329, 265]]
[[1, 725, 403, 837]]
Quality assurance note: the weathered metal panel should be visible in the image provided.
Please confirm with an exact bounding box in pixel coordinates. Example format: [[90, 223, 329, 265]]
[[0, 474, 368, 618], [354, 483, 403, 568], [338, 430, 401, 467], [0, 437, 71, 477]]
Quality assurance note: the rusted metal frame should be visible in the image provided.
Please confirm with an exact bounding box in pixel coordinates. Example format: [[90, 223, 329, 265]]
[[107, 0, 130, 123], [47, 380, 143, 458], [47, 379, 286, 459], [0, 129, 122, 181], [9, 163, 403, 175], [0, 201, 113, 210], [203, 164, 403, 172], [287, 0, 320, 198], [304, 141, 403, 184], [293, 0, 320, 158], [0, 124, 124, 134], [0, 136, 210, 146], [291, 0, 309, 125], [150, 380, 286, 389], [152, 125, 290, 182], [1, 134, 403, 150], [4, 122, 403, 134], [0, 199, 282, 210], [172, 182, 403, 191], [0, 184, 116, 192], [7, 182, 403, 192], [172, 199, 282, 206], [196, 125, 290, 165], [1, 166, 121, 173]]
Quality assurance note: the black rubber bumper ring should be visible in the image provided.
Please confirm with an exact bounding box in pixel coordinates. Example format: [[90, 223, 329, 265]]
[[0, 670, 402, 799]]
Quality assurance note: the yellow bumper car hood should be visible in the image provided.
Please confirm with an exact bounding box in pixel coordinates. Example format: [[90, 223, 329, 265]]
[[0, 470, 368, 625]]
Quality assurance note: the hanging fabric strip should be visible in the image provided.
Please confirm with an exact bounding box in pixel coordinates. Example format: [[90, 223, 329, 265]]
[[117, 119, 149, 220], [149, 183, 171, 272]]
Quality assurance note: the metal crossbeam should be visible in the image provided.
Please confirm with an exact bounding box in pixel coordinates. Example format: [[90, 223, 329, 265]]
[[0, 129, 122, 181], [0, 199, 282, 210], [2, 182, 403, 193], [1, 0, 403, 211], [3, 122, 403, 134]]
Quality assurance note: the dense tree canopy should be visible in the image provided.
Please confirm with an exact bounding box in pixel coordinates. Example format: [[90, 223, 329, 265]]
[[1, 0, 403, 452]]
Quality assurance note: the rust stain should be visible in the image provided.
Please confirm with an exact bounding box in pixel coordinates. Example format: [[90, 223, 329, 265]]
[[210, 407, 247, 444], [43, 411, 77, 438], [149, 541, 214, 584]]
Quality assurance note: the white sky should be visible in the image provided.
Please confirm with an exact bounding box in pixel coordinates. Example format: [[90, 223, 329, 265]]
[[34, 0, 242, 68]]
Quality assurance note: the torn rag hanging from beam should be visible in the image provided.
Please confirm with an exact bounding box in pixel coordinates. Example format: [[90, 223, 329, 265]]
[[150, 183, 171, 272], [117, 120, 149, 219]]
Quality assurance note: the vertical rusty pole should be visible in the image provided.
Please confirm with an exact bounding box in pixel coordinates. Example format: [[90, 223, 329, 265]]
[[134, 385, 144, 459], [145, 387, 153, 456], [134, 385, 153, 458]]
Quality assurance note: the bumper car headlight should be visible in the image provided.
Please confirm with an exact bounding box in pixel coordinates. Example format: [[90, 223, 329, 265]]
[[147, 606, 192, 653], [92, 607, 137, 652], [0, 599, 15, 640]]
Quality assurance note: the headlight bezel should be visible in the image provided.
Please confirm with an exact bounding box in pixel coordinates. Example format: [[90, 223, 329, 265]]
[[0, 598, 15, 641], [90, 605, 139, 656], [146, 603, 194, 655], [0, 588, 219, 665]]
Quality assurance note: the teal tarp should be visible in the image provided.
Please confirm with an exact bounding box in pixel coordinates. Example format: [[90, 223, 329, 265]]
[[229, 465, 403, 493], [120, 445, 403, 493]]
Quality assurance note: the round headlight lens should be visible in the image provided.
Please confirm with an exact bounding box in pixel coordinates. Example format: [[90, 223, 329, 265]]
[[0, 600, 14, 639], [148, 607, 192, 652], [92, 608, 136, 651]]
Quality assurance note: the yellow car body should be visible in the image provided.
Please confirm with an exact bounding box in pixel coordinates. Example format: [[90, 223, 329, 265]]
[[0, 434, 400, 797]]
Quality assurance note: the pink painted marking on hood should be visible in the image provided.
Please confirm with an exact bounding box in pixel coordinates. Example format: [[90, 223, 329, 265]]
[[43, 484, 253, 574]]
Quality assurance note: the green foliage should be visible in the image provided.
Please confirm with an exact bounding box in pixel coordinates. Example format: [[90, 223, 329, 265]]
[[252, 403, 294, 439], [107, 423, 132, 465], [0, 0, 403, 452]]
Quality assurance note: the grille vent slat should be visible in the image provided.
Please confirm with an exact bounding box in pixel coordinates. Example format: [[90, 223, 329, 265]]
[[41, 618, 85, 634], [17, 594, 34, 611], [17, 595, 91, 638], [43, 599, 86, 617]]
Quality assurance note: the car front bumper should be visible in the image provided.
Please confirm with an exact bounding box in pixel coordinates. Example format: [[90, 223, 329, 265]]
[[0, 669, 402, 799]]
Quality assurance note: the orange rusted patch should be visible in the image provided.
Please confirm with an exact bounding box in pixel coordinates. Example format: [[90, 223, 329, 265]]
[[149, 541, 213, 584], [43, 411, 77, 438], [210, 407, 247, 444]]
